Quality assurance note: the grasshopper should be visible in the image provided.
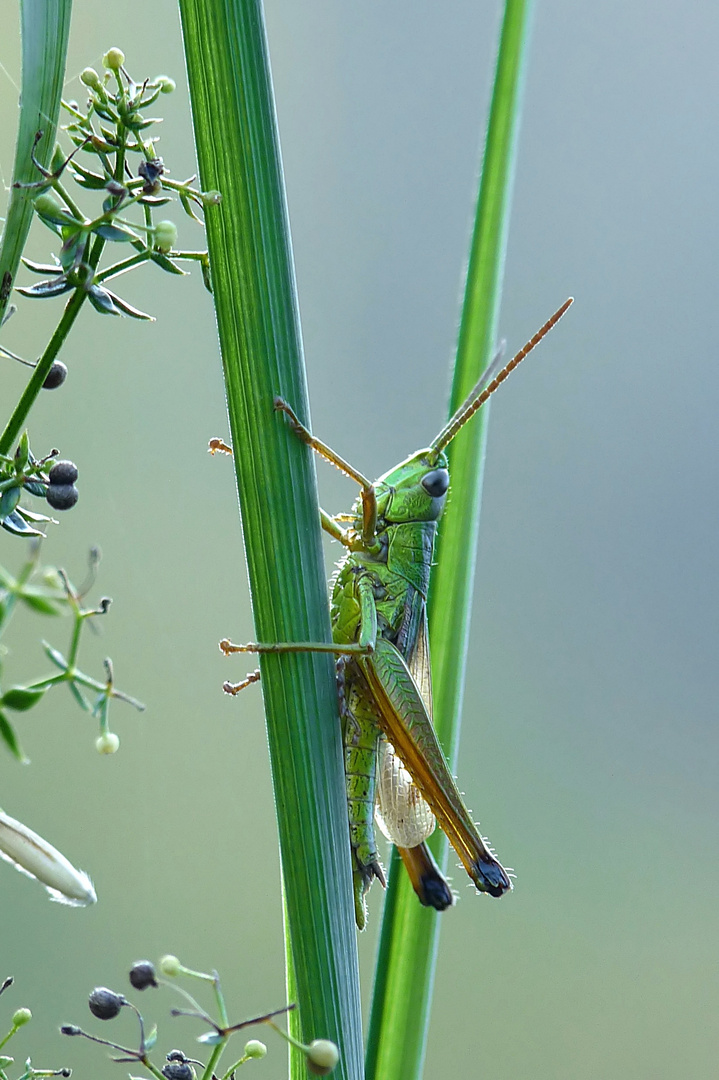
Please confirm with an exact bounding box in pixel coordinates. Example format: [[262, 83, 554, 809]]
[[221, 298, 572, 928]]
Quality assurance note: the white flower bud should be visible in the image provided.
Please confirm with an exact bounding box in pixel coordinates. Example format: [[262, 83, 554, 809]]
[[103, 48, 125, 71], [95, 731, 120, 754]]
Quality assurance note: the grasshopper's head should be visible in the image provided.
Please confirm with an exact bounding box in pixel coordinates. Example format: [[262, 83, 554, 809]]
[[370, 299, 574, 531], [374, 449, 450, 524]]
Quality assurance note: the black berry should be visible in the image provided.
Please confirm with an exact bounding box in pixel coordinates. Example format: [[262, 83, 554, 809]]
[[88, 987, 124, 1020], [162, 1063, 194, 1080], [48, 460, 78, 485], [129, 961, 158, 990], [42, 362, 67, 389], [46, 484, 78, 511]]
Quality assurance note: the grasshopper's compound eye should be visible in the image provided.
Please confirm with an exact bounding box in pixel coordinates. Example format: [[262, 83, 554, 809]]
[[421, 469, 449, 498]]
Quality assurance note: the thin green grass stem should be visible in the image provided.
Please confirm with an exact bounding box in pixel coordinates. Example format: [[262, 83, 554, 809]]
[[366, 3, 534, 1077], [0, 0, 72, 328], [177, 4, 363, 1078]]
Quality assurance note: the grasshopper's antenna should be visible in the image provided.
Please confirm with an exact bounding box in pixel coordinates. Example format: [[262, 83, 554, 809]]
[[430, 297, 573, 456]]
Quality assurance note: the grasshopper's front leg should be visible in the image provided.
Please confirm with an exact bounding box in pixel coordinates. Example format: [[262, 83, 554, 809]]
[[274, 398, 379, 549]]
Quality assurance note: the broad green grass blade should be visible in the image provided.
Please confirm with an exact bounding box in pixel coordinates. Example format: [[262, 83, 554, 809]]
[[0, 0, 72, 328], [177, 4, 363, 1079], [366, 2, 534, 1077]]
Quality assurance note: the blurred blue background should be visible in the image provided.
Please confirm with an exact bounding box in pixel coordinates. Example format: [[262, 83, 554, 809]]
[[0, 1, 717, 1077]]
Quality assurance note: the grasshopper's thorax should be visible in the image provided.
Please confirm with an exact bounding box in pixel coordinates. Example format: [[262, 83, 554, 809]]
[[331, 448, 450, 647]]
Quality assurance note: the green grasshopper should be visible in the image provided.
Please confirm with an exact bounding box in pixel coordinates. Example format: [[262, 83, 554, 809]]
[[221, 298, 572, 928]]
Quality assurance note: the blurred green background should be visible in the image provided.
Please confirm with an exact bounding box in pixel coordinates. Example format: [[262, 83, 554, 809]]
[[1, 1, 717, 1077]]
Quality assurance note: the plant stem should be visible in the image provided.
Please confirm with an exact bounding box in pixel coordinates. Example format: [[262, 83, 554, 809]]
[[366, 3, 534, 1077], [0, 288, 83, 455], [0, 234, 105, 456], [0, 0, 72, 327], [178, 3, 363, 1078]]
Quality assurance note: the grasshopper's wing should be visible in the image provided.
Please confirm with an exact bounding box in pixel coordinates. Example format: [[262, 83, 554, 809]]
[[407, 603, 433, 717], [375, 739, 435, 846], [375, 608, 454, 911], [361, 637, 511, 898], [375, 607, 435, 845]]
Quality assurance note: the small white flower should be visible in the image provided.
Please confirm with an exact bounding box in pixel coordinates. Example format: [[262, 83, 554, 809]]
[[0, 809, 97, 906]]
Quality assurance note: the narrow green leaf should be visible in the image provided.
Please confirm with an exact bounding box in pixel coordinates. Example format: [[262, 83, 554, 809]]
[[0, 509, 45, 537], [0, 0, 73, 325], [93, 223, 138, 243], [86, 284, 121, 315], [67, 681, 91, 712], [16, 277, 72, 299], [178, 4, 363, 1078], [16, 506, 52, 523], [196, 1032, 223, 1047], [67, 161, 109, 188], [2, 686, 46, 711], [150, 252, 187, 276], [96, 287, 154, 321], [20, 257, 62, 274], [42, 641, 68, 669], [18, 588, 61, 615], [366, 3, 534, 1078], [0, 710, 29, 762], [0, 488, 21, 520], [0, 566, 16, 589]]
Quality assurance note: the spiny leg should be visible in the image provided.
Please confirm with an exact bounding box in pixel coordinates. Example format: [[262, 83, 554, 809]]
[[274, 397, 378, 547], [211, 423, 364, 550], [223, 668, 261, 695], [220, 638, 373, 657]]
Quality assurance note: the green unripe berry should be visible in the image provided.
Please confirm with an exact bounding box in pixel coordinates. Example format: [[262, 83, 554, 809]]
[[103, 48, 125, 71], [155, 76, 176, 94], [12, 1008, 32, 1028], [153, 221, 177, 253], [80, 68, 102, 91], [33, 192, 67, 223], [306, 1039, 340, 1075], [243, 1040, 266, 1059], [159, 954, 182, 977]]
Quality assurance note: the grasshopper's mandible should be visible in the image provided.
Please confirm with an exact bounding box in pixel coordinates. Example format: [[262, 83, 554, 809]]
[[221, 298, 573, 929]]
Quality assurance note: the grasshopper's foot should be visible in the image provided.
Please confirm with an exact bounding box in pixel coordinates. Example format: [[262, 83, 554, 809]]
[[421, 874, 455, 910], [352, 858, 386, 931], [398, 843, 455, 911], [223, 669, 261, 695], [473, 854, 512, 897]]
